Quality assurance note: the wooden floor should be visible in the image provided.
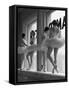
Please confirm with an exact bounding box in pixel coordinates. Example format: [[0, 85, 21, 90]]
[[17, 70, 65, 82]]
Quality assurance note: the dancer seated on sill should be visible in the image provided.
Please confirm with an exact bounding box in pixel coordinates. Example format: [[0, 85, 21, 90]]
[[18, 33, 28, 70], [18, 25, 64, 72], [19, 31, 36, 70], [20, 33, 28, 47]]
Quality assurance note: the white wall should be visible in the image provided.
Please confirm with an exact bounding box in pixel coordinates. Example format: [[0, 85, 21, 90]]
[[22, 13, 37, 45]]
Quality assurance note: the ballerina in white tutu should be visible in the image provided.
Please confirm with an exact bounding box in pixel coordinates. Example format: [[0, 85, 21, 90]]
[[18, 33, 28, 70], [47, 20, 64, 73]]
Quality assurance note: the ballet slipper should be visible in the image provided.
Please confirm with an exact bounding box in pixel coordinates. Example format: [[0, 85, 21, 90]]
[[41, 65, 43, 70], [52, 68, 55, 73], [52, 64, 59, 73]]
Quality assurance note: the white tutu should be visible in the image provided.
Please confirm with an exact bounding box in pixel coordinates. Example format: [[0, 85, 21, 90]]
[[18, 46, 27, 54], [46, 37, 65, 48], [18, 37, 65, 54]]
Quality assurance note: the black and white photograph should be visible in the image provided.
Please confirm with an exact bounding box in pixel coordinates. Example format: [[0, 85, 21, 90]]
[[9, 5, 67, 84]]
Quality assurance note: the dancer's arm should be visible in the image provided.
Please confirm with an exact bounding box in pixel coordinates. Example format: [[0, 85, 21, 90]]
[[24, 43, 28, 46], [23, 39, 28, 46], [21, 42, 28, 47]]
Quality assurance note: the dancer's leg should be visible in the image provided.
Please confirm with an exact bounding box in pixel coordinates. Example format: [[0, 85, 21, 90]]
[[52, 48, 58, 73], [47, 47, 58, 72], [26, 53, 30, 70], [26, 51, 34, 70], [54, 48, 58, 64], [42, 51, 46, 72], [29, 52, 33, 68], [21, 54, 25, 70], [44, 49, 48, 72]]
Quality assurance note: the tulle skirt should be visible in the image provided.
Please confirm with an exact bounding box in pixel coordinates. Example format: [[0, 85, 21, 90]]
[[18, 37, 65, 54], [46, 37, 65, 48]]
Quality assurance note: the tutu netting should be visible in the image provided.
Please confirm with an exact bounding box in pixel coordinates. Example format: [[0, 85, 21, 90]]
[[46, 37, 65, 48], [18, 45, 40, 54], [18, 37, 65, 54], [18, 47, 26, 54]]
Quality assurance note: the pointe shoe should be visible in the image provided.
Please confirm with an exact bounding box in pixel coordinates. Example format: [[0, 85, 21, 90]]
[[52, 65, 59, 73], [52, 68, 54, 73], [41, 65, 43, 70], [27, 64, 32, 70]]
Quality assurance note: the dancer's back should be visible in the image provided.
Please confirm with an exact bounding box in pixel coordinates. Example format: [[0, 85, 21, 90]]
[[49, 26, 61, 39]]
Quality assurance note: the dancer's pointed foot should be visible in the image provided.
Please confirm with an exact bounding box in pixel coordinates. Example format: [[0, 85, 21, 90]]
[[52, 68, 54, 73], [41, 65, 43, 70], [52, 65, 59, 73], [27, 64, 32, 70]]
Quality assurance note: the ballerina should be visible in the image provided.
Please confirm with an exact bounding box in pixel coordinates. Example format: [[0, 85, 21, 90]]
[[18, 33, 28, 70], [47, 20, 65, 73]]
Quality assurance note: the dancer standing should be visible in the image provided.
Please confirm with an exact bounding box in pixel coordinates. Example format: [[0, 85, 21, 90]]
[[47, 20, 61, 73], [26, 30, 35, 70]]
